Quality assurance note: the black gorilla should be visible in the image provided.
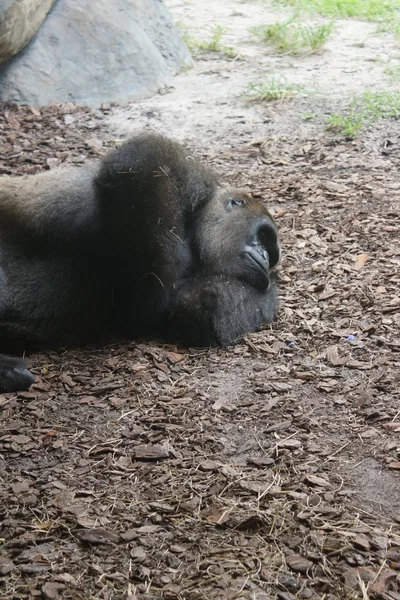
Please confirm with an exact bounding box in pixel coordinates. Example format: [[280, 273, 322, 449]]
[[0, 133, 280, 392]]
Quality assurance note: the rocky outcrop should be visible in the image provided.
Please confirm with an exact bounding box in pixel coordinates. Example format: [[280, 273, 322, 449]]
[[0, 0, 191, 107], [0, 0, 56, 65]]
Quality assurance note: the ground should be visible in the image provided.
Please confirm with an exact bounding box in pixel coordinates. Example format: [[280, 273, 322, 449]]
[[0, 1, 400, 599]]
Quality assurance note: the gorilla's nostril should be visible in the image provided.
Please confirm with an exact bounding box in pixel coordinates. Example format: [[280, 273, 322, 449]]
[[256, 223, 280, 268], [257, 226, 272, 249], [268, 245, 280, 269]]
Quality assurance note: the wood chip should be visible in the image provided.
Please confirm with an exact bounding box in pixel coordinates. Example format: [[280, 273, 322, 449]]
[[286, 555, 313, 573], [354, 253, 369, 270], [0, 557, 15, 575], [133, 444, 170, 460], [305, 474, 331, 487], [77, 528, 120, 544]]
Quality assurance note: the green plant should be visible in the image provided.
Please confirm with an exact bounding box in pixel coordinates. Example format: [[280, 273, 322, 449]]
[[299, 21, 334, 51], [180, 24, 236, 57], [300, 111, 317, 120], [363, 89, 400, 117], [253, 19, 333, 54], [325, 111, 365, 137], [198, 25, 226, 51], [275, 0, 400, 35], [385, 63, 400, 78], [276, 0, 400, 20], [248, 75, 304, 101], [326, 89, 400, 137]]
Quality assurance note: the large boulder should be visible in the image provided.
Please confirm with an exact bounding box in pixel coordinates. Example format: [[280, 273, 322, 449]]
[[0, 0, 56, 65], [0, 0, 191, 107]]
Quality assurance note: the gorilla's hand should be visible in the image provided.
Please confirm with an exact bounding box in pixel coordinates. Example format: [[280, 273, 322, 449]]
[[169, 275, 277, 346]]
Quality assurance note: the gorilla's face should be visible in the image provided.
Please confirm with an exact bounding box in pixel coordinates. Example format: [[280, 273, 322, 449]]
[[195, 188, 280, 292]]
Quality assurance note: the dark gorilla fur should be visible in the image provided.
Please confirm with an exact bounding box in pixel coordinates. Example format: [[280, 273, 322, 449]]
[[0, 133, 280, 392]]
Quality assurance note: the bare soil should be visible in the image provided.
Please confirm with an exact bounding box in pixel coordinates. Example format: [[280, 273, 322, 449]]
[[0, 1, 399, 599]]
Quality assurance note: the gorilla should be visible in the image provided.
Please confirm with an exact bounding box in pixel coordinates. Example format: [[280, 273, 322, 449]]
[[0, 133, 280, 393]]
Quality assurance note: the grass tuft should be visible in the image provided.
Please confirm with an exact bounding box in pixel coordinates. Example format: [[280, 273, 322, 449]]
[[180, 24, 236, 57], [248, 75, 304, 102], [326, 89, 400, 137], [385, 63, 400, 78], [253, 19, 333, 55], [275, 0, 400, 35], [326, 111, 365, 137], [300, 111, 317, 120], [363, 89, 400, 118]]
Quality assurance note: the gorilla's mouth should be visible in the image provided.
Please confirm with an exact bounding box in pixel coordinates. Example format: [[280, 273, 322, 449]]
[[243, 249, 270, 291], [245, 249, 269, 275]]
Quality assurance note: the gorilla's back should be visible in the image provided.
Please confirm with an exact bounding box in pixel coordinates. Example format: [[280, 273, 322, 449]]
[[0, 163, 111, 348]]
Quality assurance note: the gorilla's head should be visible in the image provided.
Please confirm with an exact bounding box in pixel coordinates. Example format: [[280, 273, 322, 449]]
[[194, 187, 280, 292]]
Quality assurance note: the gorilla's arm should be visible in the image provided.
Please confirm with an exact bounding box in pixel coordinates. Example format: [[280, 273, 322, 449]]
[[96, 133, 218, 217], [0, 134, 218, 249], [168, 275, 278, 346], [95, 134, 219, 255], [0, 164, 101, 245], [95, 134, 221, 323]]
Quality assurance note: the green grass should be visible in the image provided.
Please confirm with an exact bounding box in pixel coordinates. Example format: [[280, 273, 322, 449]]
[[180, 24, 236, 57], [300, 111, 317, 120], [248, 75, 304, 101], [363, 89, 400, 117], [326, 111, 365, 137], [276, 0, 400, 35], [252, 19, 333, 54], [276, 0, 400, 20], [326, 89, 400, 137], [385, 63, 400, 78]]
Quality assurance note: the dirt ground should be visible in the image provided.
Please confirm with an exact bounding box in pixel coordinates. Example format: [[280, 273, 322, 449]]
[[1, 1, 400, 599]]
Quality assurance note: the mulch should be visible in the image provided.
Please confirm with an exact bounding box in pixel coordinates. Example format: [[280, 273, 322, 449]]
[[0, 102, 399, 600]]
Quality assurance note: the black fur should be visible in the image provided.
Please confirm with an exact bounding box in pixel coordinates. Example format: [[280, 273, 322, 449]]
[[0, 133, 280, 392], [0, 354, 35, 393]]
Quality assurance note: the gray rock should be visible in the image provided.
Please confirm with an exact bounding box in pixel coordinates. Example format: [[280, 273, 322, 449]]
[[0, 0, 191, 106], [0, 0, 56, 65]]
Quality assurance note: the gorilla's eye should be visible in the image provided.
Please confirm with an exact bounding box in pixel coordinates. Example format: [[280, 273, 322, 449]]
[[227, 197, 245, 210]]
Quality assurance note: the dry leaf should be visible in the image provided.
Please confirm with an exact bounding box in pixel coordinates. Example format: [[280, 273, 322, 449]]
[[0, 557, 15, 575], [388, 462, 400, 470], [77, 528, 119, 544], [133, 444, 170, 460], [353, 533, 370, 551], [7, 434, 31, 444], [164, 351, 185, 364], [305, 474, 330, 487], [12, 480, 31, 494], [201, 503, 231, 525], [277, 439, 302, 449], [354, 253, 369, 270], [286, 555, 313, 573], [109, 396, 126, 408], [319, 289, 336, 300], [369, 568, 398, 594], [42, 582, 65, 600], [240, 480, 280, 495]]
